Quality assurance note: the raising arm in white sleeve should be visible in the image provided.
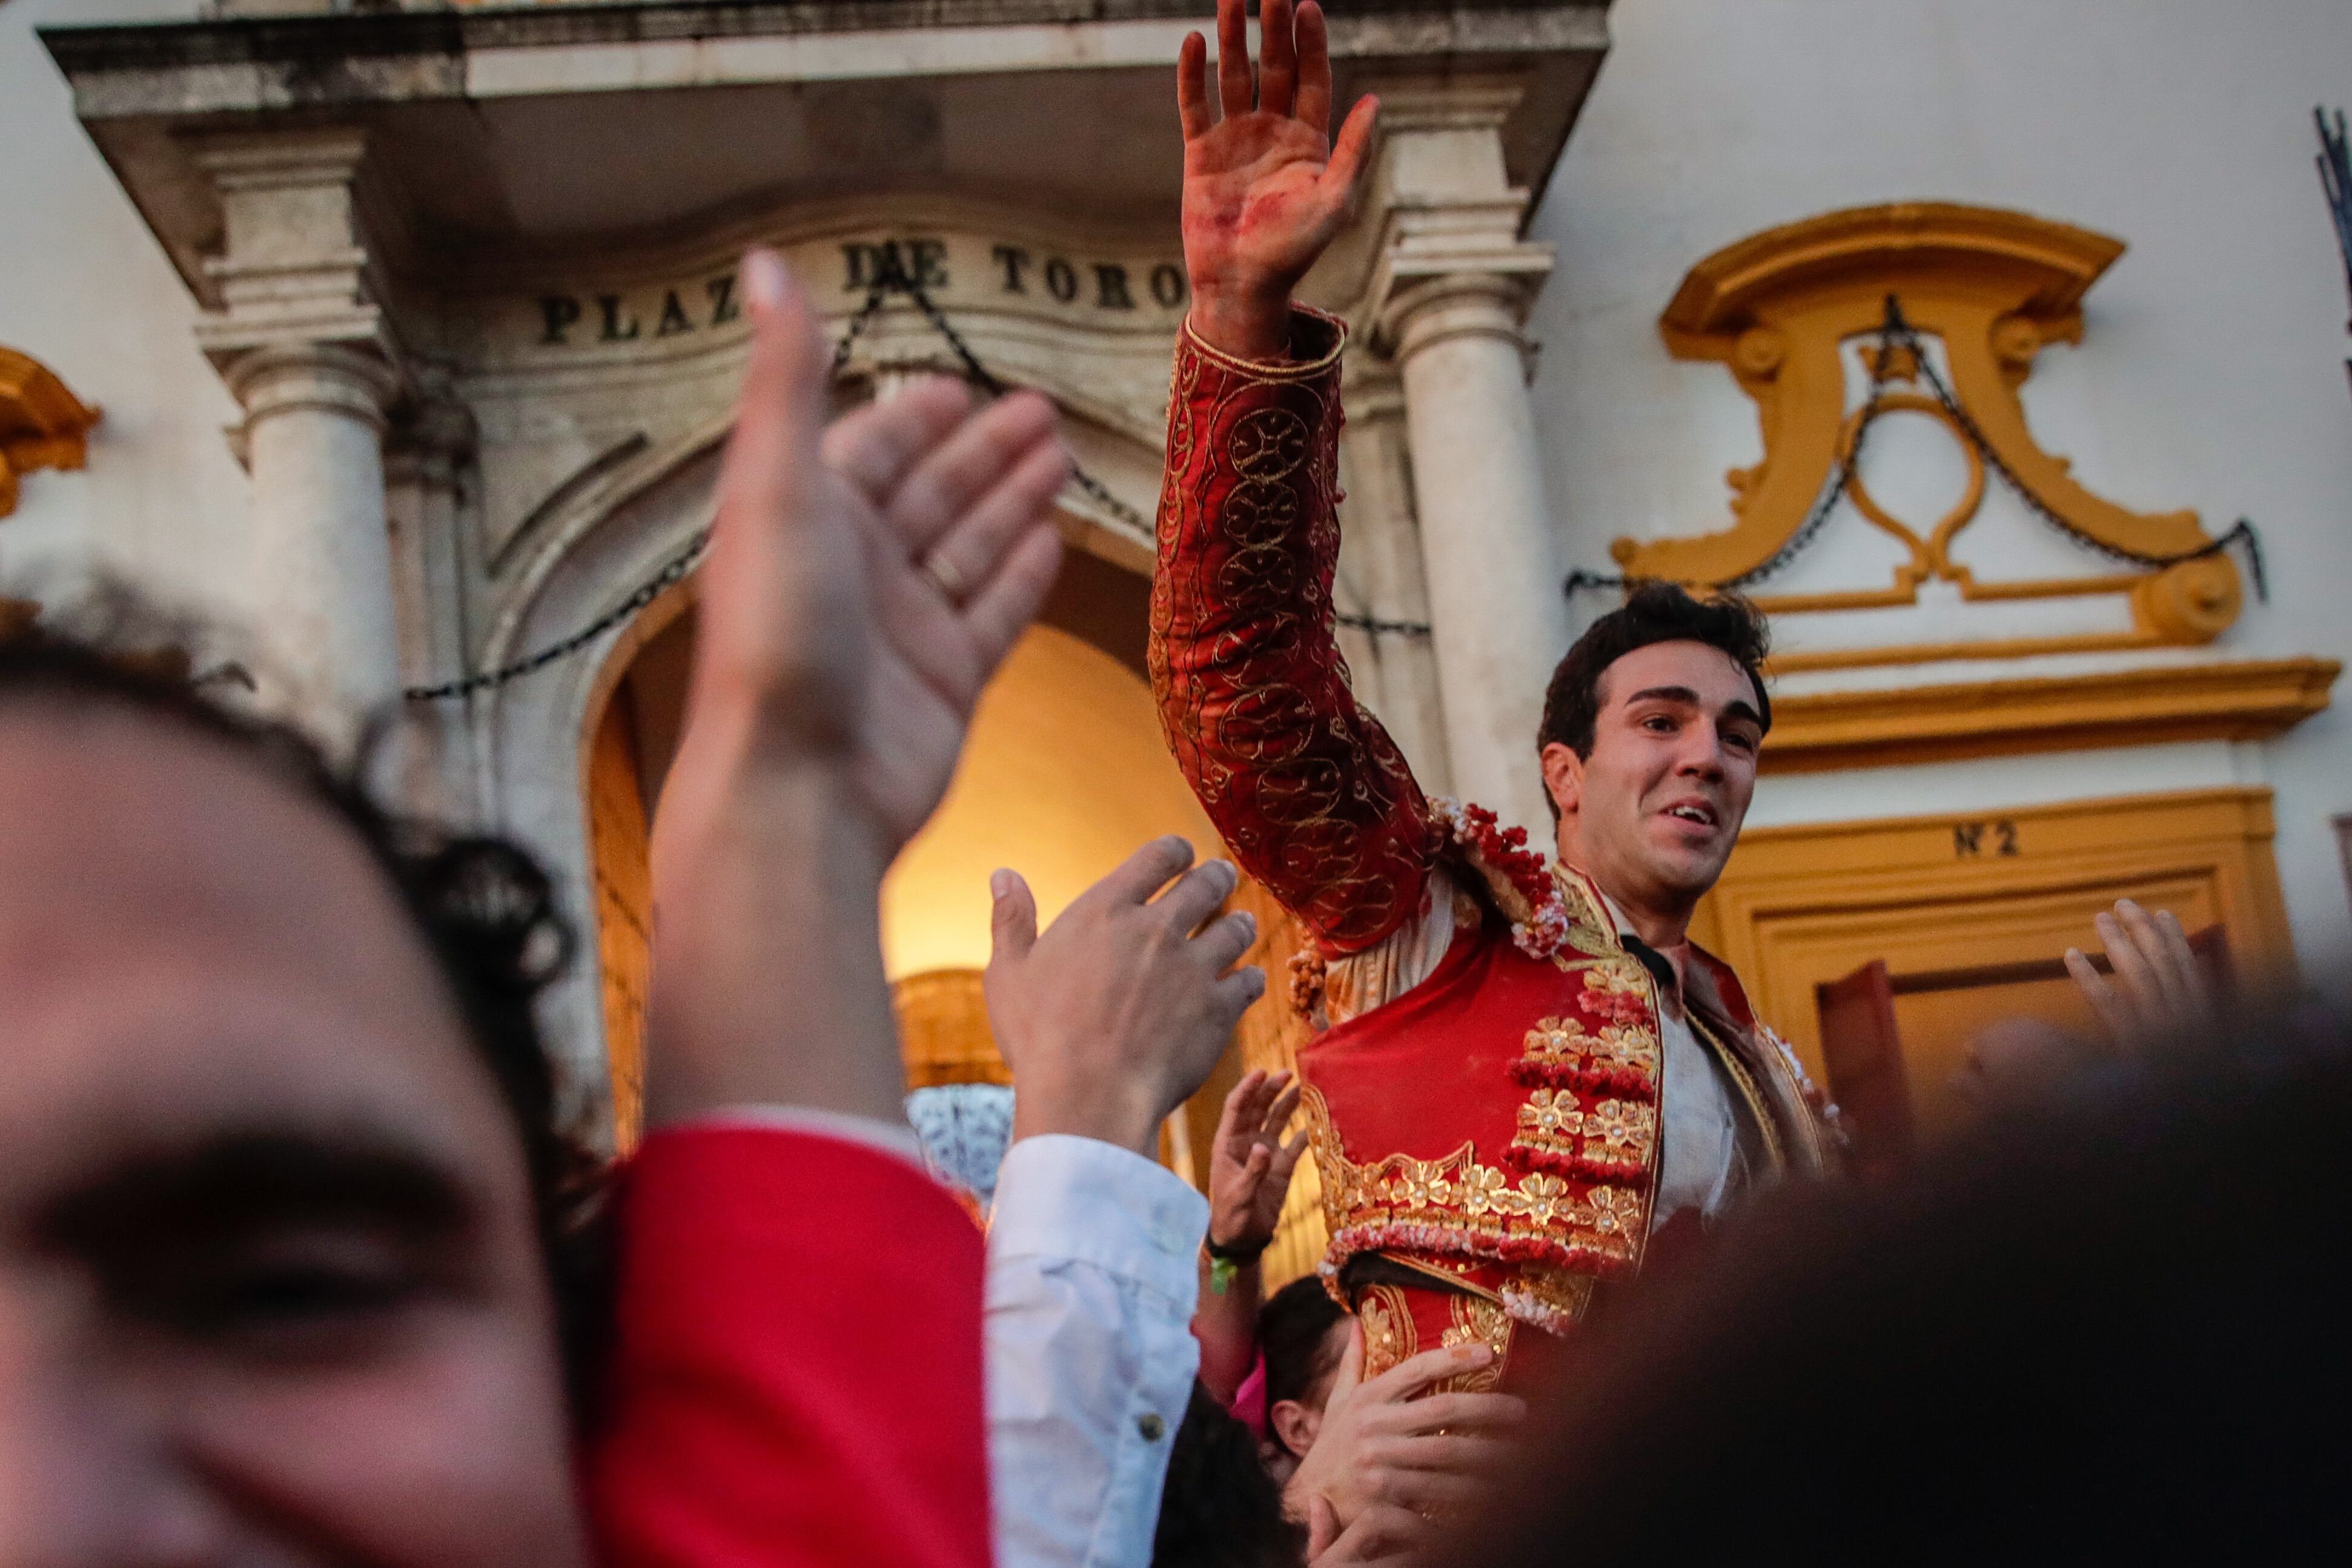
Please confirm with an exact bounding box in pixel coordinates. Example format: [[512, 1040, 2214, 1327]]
[[987, 1134, 1208, 1568]]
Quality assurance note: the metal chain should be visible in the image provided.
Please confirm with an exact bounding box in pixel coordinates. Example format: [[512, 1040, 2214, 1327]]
[[1880, 296, 2266, 598], [862, 259, 1428, 637], [1717, 328, 1895, 592], [1565, 293, 2266, 603], [406, 262, 1430, 701], [1564, 328, 1895, 601], [402, 281, 897, 703]]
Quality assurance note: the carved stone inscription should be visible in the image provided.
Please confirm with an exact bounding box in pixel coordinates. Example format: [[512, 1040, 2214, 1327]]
[[523, 230, 1186, 355]]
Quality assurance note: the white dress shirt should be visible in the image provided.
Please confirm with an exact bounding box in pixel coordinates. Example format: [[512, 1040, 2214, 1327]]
[[1593, 888, 1743, 1226], [987, 1133, 1209, 1568]]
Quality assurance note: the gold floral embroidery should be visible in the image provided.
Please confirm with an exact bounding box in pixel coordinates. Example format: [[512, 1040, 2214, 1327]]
[[1356, 1283, 1417, 1381], [1148, 311, 1431, 953], [1437, 1295, 1512, 1393], [1308, 1083, 1651, 1277], [1511, 1265, 1599, 1326], [1517, 1012, 1661, 1090], [1511, 1087, 1658, 1176]]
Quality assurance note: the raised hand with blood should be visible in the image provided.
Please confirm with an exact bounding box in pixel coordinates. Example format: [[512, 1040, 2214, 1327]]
[[1176, 0, 1379, 360]]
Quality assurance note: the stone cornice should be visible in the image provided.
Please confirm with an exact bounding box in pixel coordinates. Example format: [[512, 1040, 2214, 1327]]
[[52, 4, 1607, 322], [1758, 658, 2341, 775], [48, 2, 1605, 82]]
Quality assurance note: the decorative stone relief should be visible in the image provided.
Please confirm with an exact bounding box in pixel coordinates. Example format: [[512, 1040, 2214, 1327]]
[[0, 347, 101, 523], [1623, 202, 2247, 673], [452, 201, 1190, 608]]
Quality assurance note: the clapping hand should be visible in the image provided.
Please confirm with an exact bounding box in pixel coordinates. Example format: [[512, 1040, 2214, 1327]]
[[1178, 0, 1378, 359], [678, 251, 1070, 856], [646, 252, 1068, 1128], [986, 836, 1267, 1157], [1207, 1068, 1310, 1253]]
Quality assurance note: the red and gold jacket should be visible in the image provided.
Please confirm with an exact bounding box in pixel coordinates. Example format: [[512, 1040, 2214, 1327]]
[[1150, 309, 1833, 1381]]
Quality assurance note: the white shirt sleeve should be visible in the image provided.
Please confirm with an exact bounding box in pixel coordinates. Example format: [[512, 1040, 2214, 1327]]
[[987, 1134, 1210, 1568]]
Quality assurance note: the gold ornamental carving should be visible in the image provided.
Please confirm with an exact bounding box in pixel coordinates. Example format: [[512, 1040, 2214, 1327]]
[[1620, 203, 2243, 670], [0, 347, 101, 523]]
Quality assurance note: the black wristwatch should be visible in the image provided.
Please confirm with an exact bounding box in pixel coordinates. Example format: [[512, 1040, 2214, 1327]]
[[1204, 1234, 1271, 1266]]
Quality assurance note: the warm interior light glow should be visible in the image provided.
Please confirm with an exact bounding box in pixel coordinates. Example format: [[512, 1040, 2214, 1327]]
[[881, 624, 1224, 979]]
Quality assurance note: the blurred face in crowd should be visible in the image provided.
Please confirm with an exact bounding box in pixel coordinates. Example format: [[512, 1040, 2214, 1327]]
[[1542, 640, 1764, 927], [0, 703, 586, 1566]]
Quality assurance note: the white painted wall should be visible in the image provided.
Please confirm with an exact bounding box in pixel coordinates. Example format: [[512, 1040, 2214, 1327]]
[[0, 0, 250, 624], [7, 0, 2350, 994], [1525, 0, 2352, 996]]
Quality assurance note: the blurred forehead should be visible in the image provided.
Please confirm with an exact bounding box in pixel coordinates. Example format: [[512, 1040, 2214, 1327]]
[[1595, 640, 1760, 714], [0, 703, 502, 1184]]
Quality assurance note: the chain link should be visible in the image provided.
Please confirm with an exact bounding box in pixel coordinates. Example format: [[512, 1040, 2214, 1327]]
[[1565, 293, 2266, 604], [408, 260, 1431, 702]]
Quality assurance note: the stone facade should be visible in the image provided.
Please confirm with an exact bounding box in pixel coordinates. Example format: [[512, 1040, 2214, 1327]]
[[7, 0, 2352, 1130]]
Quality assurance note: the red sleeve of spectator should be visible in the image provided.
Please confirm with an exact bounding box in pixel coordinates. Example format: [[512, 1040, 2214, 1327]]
[[588, 1126, 991, 1568]]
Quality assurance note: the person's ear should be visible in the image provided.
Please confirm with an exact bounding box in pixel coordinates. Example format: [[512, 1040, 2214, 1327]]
[[1269, 1397, 1322, 1458], [1540, 741, 1586, 819]]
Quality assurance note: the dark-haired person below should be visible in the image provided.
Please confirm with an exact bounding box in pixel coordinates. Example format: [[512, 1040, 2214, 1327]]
[[1150, 0, 1837, 1434], [0, 247, 1069, 1566], [1253, 1275, 1349, 1483]]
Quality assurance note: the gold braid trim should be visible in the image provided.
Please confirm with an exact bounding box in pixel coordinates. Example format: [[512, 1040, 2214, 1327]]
[[1304, 1085, 1648, 1284]]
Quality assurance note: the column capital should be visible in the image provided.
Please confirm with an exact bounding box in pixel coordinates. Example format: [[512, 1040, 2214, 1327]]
[[191, 127, 402, 382], [222, 343, 399, 471], [1351, 73, 1555, 362], [1353, 74, 1529, 139], [1372, 257, 1552, 361]]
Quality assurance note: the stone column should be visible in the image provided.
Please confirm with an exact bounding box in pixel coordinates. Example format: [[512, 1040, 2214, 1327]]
[[385, 394, 479, 817], [1331, 362, 1453, 796], [1368, 82, 1565, 836], [193, 129, 405, 743], [227, 345, 402, 727]]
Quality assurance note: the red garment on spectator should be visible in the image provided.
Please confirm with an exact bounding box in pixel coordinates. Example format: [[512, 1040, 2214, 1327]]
[[590, 1127, 991, 1568]]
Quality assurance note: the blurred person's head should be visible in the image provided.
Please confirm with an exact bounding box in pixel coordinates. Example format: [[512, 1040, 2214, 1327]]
[[1153, 1382, 1305, 1568], [1471, 1007, 2352, 1566], [1537, 586, 1769, 931], [0, 616, 599, 1565], [1259, 1274, 1349, 1470]]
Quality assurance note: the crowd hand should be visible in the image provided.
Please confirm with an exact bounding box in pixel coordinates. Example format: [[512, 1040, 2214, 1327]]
[[645, 250, 1068, 1129], [2064, 898, 2219, 1050], [1208, 1068, 1309, 1252], [1285, 1325, 1526, 1536], [1178, 0, 1378, 360], [1307, 1499, 1441, 1568], [986, 836, 1267, 1158]]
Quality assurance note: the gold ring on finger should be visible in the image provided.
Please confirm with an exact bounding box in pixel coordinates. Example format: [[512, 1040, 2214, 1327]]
[[919, 550, 971, 605]]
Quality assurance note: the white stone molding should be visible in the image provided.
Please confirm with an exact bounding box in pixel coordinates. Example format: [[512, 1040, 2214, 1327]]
[[1332, 358, 1453, 797], [385, 393, 480, 818], [222, 343, 404, 743], [473, 440, 720, 1109], [193, 127, 409, 746], [192, 129, 392, 366], [1361, 79, 1568, 837]]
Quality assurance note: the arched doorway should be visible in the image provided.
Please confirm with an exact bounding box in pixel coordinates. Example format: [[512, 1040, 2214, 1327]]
[[581, 547, 1320, 1265]]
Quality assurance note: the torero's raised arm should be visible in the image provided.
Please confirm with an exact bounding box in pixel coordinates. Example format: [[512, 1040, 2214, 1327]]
[[1147, 0, 1434, 955]]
